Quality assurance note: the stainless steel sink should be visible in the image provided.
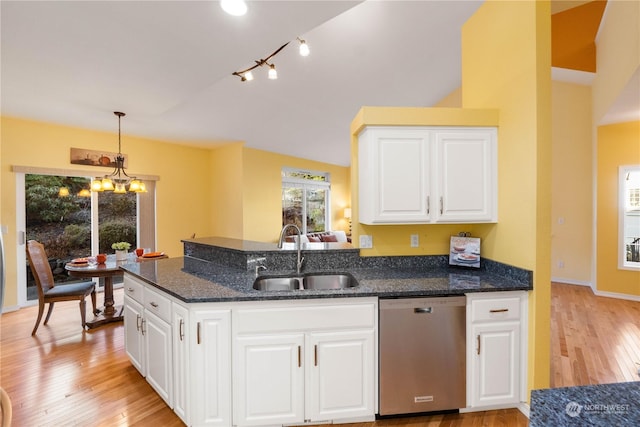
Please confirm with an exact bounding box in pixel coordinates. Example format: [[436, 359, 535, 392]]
[[252, 276, 300, 291], [253, 273, 358, 291], [303, 273, 358, 290]]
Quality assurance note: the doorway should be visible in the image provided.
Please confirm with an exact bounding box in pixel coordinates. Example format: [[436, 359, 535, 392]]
[[24, 173, 137, 301]]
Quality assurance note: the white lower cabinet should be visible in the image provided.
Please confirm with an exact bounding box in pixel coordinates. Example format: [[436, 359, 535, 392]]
[[172, 303, 190, 425], [190, 309, 232, 427], [123, 276, 173, 408], [307, 330, 375, 421], [466, 291, 527, 410], [124, 294, 145, 373], [124, 270, 530, 426], [144, 308, 173, 405], [234, 333, 305, 425], [233, 299, 378, 426]]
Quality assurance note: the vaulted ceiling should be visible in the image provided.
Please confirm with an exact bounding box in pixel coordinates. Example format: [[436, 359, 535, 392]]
[[1, 1, 637, 167]]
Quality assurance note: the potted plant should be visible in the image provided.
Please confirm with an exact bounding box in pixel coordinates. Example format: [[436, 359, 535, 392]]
[[112, 241, 131, 261]]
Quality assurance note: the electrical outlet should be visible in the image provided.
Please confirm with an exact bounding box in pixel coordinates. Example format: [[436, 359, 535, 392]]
[[558, 260, 565, 269], [359, 235, 373, 249], [410, 234, 419, 247]]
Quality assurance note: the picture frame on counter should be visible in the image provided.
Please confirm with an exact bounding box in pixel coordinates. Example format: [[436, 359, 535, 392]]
[[449, 235, 481, 268]]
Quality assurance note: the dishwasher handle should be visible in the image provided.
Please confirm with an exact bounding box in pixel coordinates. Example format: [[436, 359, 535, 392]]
[[414, 307, 433, 314]]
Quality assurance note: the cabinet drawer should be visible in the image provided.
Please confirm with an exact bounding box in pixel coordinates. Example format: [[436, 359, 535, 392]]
[[470, 297, 521, 322], [234, 301, 377, 334], [144, 286, 172, 323], [123, 276, 144, 304]]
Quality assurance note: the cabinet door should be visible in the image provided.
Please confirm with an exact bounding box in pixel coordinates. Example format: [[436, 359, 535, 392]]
[[470, 322, 520, 407], [433, 128, 497, 222], [191, 310, 231, 427], [172, 303, 189, 425], [145, 309, 173, 407], [123, 295, 145, 375], [307, 330, 375, 422], [234, 333, 305, 426], [359, 128, 431, 224]]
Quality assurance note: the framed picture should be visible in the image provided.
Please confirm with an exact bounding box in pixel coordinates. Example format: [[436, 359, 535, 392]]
[[449, 236, 481, 268], [70, 148, 127, 168]]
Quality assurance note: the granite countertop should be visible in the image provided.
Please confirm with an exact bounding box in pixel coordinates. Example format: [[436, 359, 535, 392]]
[[120, 255, 532, 304], [530, 382, 640, 426]]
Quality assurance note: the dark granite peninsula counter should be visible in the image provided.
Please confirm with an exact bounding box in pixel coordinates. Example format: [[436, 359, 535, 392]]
[[530, 382, 640, 426], [119, 236, 533, 303]]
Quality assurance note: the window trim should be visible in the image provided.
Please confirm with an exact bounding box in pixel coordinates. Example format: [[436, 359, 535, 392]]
[[282, 167, 331, 234], [618, 165, 640, 271]]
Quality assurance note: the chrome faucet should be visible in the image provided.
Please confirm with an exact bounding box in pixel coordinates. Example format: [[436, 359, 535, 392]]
[[277, 224, 305, 275]]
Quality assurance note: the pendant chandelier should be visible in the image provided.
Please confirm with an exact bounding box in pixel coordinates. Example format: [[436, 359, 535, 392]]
[[91, 112, 146, 193]]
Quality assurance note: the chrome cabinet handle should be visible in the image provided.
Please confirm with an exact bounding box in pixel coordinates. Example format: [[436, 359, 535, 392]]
[[179, 319, 184, 341], [127, 287, 135, 293], [477, 334, 480, 355], [197, 322, 201, 345], [440, 197, 443, 215], [298, 346, 302, 368], [150, 301, 158, 308], [490, 308, 509, 313], [427, 196, 430, 214], [141, 319, 146, 336], [136, 314, 141, 331]]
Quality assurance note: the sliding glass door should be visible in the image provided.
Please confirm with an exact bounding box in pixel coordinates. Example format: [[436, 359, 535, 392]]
[[19, 171, 149, 304]]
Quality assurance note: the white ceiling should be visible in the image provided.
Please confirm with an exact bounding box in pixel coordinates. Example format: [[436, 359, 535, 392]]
[[1, 0, 483, 166], [2, 1, 637, 167]]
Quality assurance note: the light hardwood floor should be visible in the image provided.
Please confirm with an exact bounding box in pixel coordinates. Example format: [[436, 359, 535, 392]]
[[0, 283, 638, 426]]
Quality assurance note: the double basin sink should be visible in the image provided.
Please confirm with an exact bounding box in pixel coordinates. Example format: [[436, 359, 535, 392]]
[[253, 272, 358, 291]]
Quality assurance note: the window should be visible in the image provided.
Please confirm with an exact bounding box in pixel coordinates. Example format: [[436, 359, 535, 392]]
[[282, 168, 330, 234], [16, 168, 156, 306], [619, 165, 640, 270]]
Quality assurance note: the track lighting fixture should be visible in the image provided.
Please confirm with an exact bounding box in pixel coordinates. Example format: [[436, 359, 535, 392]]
[[232, 37, 310, 82]]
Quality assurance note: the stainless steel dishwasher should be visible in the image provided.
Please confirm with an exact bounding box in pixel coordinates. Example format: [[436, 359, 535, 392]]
[[379, 296, 466, 416]]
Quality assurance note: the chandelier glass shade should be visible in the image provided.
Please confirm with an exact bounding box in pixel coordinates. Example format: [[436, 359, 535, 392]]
[[91, 112, 146, 193]]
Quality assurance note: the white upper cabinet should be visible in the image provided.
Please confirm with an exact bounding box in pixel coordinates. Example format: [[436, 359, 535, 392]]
[[359, 128, 432, 224], [433, 128, 497, 223], [358, 126, 497, 224]]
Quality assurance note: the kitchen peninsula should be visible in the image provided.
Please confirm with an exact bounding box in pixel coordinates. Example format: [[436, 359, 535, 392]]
[[120, 237, 533, 426]]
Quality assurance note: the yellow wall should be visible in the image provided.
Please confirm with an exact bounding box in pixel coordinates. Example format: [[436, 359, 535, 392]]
[[596, 121, 640, 296], [461, 0, 552, 396], [551, 81, 593, 284], [0, 116, 213, 308], [241, 148, 351, 243], [210, 143, 244, 239], [0, 117, 351, 309]]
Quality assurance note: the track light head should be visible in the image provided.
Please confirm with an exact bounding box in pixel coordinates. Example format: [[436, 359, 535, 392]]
[[297, 37, 310, 57]]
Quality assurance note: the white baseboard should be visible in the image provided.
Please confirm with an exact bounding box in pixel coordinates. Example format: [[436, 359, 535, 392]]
[[552, 279, 640, 301], [593, 289, 640, 302], [550, 277, 592, 288], [1, 304, 20, 314], [518, 402, 530, 418]]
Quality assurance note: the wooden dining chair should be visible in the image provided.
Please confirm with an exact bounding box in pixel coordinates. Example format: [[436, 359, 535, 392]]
[[26, 240, 97, 335]]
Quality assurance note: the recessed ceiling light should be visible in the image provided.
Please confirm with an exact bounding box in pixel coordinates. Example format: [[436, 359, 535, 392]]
[[221, 0, 247, 17]]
